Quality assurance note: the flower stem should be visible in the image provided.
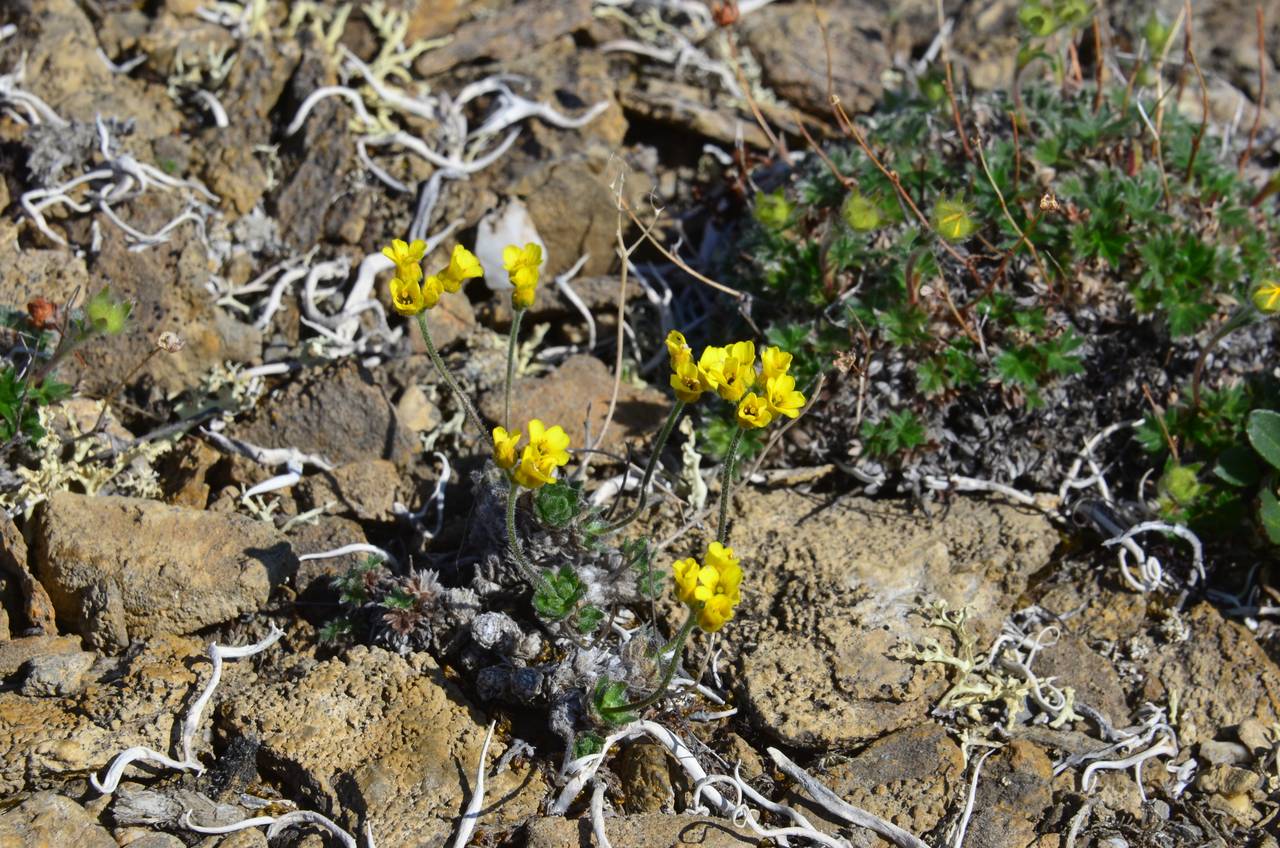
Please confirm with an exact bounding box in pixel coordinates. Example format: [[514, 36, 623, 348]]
[[504, 309, 525, 431], [717, 427, 744, 544], [416, 312, 486, 439], [505, 479, 546, 590], [604, 401, 686, 533], [600, 611, 697, 719]]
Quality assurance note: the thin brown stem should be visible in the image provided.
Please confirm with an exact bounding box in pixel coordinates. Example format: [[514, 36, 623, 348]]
[[1141, 383, 1178, 463], [1239, 5, 1266, 176], [1182, 1, 1209, 184], [1091, 15, 1106, 115]]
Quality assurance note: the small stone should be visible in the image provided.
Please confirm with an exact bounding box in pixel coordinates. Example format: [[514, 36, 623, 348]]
[[0, 791, 116, 848], [1199, 739, 1251, 766], [396, 385, 441, 433], [617, 740, 674, 813], [296, 461, 404, 522], [118, 834, 186, 848], [1237, 718, 1271, 756], [19, 650, 95, 697]]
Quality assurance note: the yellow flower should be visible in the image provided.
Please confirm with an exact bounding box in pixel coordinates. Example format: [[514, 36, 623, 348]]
[[492, 427, 521, 470], [390, 275, 425, 316], [666, 330, 693, 369], [698, 344, 755, 403], [504, 242, 543, 309], [421, 274, 445, 310], [382, 238, 426, 284], [698, 594, 736, 632], [736, 392, 773, 429], [440, 244, 483, 293], [1254, 280, 1280, 314], [672, 543, 743, 632], [765, 374, 806, 419], [760, 346, 792, 381], [510, 418, 571, 488], [670, 359, 705, 403]]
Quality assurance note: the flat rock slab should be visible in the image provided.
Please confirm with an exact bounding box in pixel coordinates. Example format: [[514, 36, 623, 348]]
[[719, 492, 1058, 749], [222, 646, 543, 846], [32, 492, 295, 648], [0, 791, 116, 848], [525, 813, 759, 847], [480, 354, 668, 454]]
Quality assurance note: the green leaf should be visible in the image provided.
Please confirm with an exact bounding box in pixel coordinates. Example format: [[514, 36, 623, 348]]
[[576, 605, 605, 634], [573, 733, 604, 759], [85, 287, 131, 336], [593, 680, 636, 725], [995, 347, 1042, 388], [1261, 487, 1280, 544], [1247, 410, 1280, 471], [1213, 445, 1262, 488], [532, 566, 585, 621], [535, 481, 580, 527]]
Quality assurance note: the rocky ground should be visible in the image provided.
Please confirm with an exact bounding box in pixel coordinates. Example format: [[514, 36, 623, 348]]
[[0, 0, 1279, 847]]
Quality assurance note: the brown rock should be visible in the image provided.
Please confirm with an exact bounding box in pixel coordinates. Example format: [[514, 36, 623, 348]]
[[157, 438, 222, 509], [0, 516, 57, 635], [31, 493, 295, 646], [725, 492, 1058, 750], [395, 384, 441, 433], [739, 2, 889, 115], [1032, 633, 1130, 727], [234, 361, 419, 468], [222, 646, 542, 846], [0, 635, 84, 681], [203, 142, 271, 216], [412, 0, 592, 77], [296, 460, 405, 522], [964, 740, 1054, 848], [525, 814, 756, 847], [0, 791, 116, 848], [405, 285, 477, 351], [617, 740, 675, 813], [815, 723, 964, 835], [287, 514, 370, 600], [479, 354, 668, 454], [524, 161, 620, 279], [618, 82, 773, 149]]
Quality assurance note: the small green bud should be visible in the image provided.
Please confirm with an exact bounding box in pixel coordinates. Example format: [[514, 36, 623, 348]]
[[841, 192, 882, 232], [1158, 463, 1206, 508], [86, 288, 131, 335], [1253, 281, 1280, 314], [1143, 13, 1172, 56], [753, 189, 793, 231], [1017, 1, 1057, 37], [932, 195, 977, 243]]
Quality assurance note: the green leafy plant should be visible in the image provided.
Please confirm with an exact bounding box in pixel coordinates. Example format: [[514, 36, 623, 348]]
[[531, 566, 586, 621]]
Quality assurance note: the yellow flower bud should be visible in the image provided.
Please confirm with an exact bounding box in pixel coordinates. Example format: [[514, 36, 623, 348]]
[[382, 238, 426, 284], [440, 244, 484, 293], [492, 426, 521, 470], [1254, 281, 1280, 314]]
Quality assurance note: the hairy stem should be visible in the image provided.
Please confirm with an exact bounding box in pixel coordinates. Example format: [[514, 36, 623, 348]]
[[505, 479, 546, 590], [605, 401, 686, 533], [600, 611, 698, 719], [504, 309, 524, 431], [717, 427, 744, 545], [417, 312, 486, 439]]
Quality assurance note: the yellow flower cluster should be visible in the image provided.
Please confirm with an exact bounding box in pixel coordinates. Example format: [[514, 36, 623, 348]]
[[664, 331, 806, 429], [672, 542, 742, 632], [503, 242, 543, 310], [384, 240, 485, 316], [492, 418, 571, 489]]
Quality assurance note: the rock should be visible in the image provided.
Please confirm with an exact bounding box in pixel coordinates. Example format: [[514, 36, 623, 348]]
[[395, 384, 441, 433], [272, 49, 355, 251], [202, 141, 271, 216], [618, 81, 775, 149], [618, 740, 675, 813], [523, 161, 621, 279], [503, 36, 629, 149], [116, 834, 185, 848], [234, 361, 419, 468], [405, 283, 477, 351], [194, 832, 268, 848], [19, 650, 95, 696], [286, 515, 371, 600], [739, 1, 890, 115], [0, 249, 91, 312], [0, 635, 216, 794], [524, 813, 755, 847], [20, 0, 181, 141], [0, 791, 116, 848], [31, 492, 296, 646], [157, 438, 222, 509], [1199, 739, 1251, 766], [811, 723, 964, 835], [221, 646, 542, 847], [479, 354, 668, 454], [0, 515, 57, 636], [1139, 603, 1280, 747], [726, 492, 1057, 749], [1237, 717, 1272, 757], [481, 275, 645, 329], [963, 740, 1054, 848], [296, 460, 404, 522], [1030, 633, 1130, 729], [0, 635, 84, 681], [412, 0, 592, 77]]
